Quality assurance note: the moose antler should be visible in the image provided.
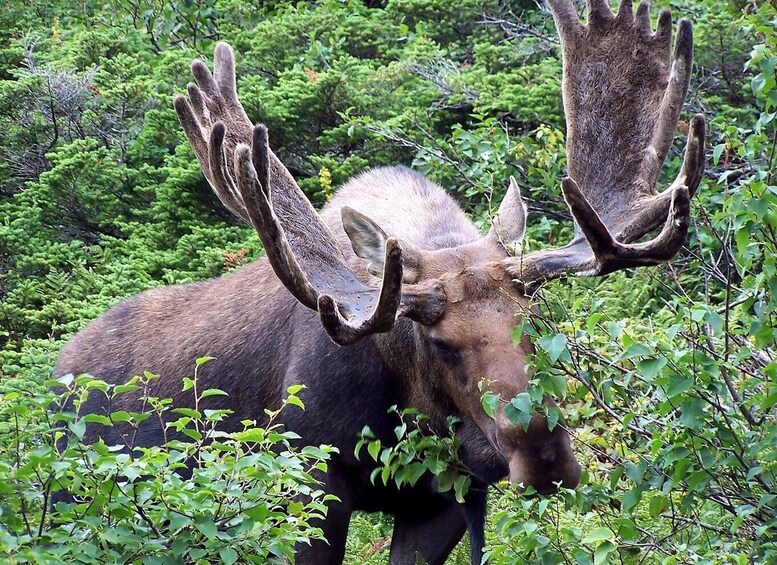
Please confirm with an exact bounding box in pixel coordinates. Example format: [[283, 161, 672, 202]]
[[508, 0, 706, 285], [174, 43, 444, 345]]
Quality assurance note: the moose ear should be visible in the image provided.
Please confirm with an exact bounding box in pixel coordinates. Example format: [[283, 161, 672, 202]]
[[342, 206, 424, 283], [341, 207, 390, 277], [487, 176, 527, 255]]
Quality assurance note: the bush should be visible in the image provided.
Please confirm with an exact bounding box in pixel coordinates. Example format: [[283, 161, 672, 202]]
[[0, 360, 336, 564]]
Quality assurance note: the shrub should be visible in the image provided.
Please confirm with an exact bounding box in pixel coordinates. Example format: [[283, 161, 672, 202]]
[[0, 360, 336, 564]]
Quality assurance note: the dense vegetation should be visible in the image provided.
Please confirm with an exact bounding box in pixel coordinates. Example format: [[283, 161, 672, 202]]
[[0, 0, 775, 562]]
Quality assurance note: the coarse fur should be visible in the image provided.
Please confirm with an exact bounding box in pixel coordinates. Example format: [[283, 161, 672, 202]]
[[55, 166, 568, 564]]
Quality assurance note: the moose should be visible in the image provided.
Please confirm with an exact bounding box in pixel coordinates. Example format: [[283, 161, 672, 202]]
[[53, 1, 706, 563]]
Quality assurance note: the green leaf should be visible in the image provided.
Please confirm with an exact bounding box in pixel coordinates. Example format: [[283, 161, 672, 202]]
[[85, 379, 109, 392], [511, 392, 532, 413], [285, 395, 305, 410], [666, 375, 693, 398], [482, 392, 500, 418], [113, 384, 140, 395], [219, 548, 238, 565], [367, 440, 381, 462], [649, 494, 669, 518], [546, 407, 560, 431], [453, 474, 471, 503], [173, 408, 201, 419], [540, 333, 567, 363], [594, 540, 617, 565], [637, 356, 667, 381], [195, 519, 217, 540], [109, 410, 131, 423], [622, 343, 652, 359], [505, 392, 533, 430], [404, 462, 426, 486], [712, 143, 726, 164], [83, 414, 112, 427], [181, 428, 202, 441], [622, 487, 642, 511], [582, 527, 615, 544], [235, 429, 265, 443], [69, 419, 86, 440], [195, 356, 216, 367], [586, 312, 604, 336], [57, 373, 75, 387], [679, 398, 705, 431]]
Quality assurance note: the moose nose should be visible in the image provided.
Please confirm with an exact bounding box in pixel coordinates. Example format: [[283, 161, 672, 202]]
[[523, 472, 581, 496], [535, 484, 561, 496], [530, 469, 581, 495], [508, 455, 582, 494], [553, 460, 582, 492]]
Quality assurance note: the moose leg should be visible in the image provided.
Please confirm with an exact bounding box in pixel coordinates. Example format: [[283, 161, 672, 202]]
[[295, 472, 353, 565], [388, 501, 467, 565], [295, 508, 352, 565], [463, 485, 489, 564]]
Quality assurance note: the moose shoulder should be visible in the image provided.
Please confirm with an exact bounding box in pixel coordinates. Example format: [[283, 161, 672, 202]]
[[53, 1, 706, 564]]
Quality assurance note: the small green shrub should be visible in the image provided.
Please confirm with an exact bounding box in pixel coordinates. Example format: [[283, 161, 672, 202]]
[[0, 359, 336, 564], [356, 408, 472, 503]]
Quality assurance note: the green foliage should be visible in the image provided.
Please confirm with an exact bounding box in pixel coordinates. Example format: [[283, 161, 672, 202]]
[[0, 364, 336, 563], [0, 0, 776, 563], [355, 408, 472, 504]]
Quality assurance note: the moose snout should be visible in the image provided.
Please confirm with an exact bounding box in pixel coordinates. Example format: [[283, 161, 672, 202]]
[[508, 453, 582, 494], [495, 412, 583, 495]]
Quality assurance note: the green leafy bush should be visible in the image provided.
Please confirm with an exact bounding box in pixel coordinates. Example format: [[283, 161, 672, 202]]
[[0, 361, 336, 563], [356, 408, 472, 504]]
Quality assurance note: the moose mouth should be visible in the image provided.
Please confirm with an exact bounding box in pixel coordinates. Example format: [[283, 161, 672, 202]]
[[475, 411, 583, 494], [458, 415, 582, 493], [507, 451, 582, 495]]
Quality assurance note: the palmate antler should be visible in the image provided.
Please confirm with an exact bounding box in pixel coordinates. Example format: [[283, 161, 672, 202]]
[[174, 44, 445, 345], [508, 0, 706, 285]]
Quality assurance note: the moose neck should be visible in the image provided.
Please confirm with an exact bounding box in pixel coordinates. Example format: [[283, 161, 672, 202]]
[[372, 321, 458, 423]]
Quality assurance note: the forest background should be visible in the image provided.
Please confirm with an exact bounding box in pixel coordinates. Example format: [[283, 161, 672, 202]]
[[0, 0, 775, 563]]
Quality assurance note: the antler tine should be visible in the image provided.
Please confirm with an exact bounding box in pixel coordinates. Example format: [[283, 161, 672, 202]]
[[209, 122, 248, 217], [654, 9, 673, 49], [174, 94, 209, 173], [617, 0, 633, 20], [546, 0, 583, 40], [213, 42, 238, 102], [186, 83, 210, 129], [641, 18, 694, 189], [588, 0, 615, 24], [231, 124, 409, 345]]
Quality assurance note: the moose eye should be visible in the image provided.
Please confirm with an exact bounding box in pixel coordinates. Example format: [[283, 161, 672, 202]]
[[429, 339, 460, 365]]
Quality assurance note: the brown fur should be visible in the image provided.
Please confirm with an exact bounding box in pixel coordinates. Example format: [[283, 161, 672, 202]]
[[54, 166, 580, 565]]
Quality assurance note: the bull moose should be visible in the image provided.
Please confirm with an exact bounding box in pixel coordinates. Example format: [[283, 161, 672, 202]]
[[53, 0, 706, 563]]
